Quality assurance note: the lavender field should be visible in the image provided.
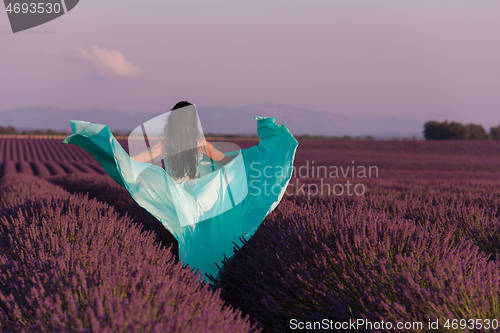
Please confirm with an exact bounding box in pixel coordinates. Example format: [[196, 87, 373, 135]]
[[1, 136, 500, 332]]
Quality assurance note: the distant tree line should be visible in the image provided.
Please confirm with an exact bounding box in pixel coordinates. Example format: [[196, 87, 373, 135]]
[[292, 134, 377, 140], [424, 121, 500, 140], [204, 132, 258, 139], [0, 125, 70, 135], [0, 125, 128, 137]]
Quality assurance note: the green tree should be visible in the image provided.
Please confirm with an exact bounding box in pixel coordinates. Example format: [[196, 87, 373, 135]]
[[467, 123, 487, 140], [424, 121, 440, 139], [490, 125, 500, 140], [424, 120, 452, 140], [448, 122, 469, 140], [15, 128, 68, 135], [0, 125, 18, 134], [21, 129, 44, 135]]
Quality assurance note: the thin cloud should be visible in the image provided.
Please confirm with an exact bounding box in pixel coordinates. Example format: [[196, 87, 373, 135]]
[[75, 45, 144, 78]]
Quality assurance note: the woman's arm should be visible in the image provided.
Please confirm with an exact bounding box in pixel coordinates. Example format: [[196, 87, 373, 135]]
[[199, 140, 237, 164], [131, 141, 163, 163]]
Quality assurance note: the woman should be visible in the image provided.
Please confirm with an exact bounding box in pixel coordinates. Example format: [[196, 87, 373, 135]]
[[63, 101, 298, 284], [131, 101, 235, 170]]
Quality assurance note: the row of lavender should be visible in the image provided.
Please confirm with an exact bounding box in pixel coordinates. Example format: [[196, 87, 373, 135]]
[[41, 172, 500, 332], [0, 173, 260, 333], [0, 137, 251, 163], [214, 178, 500, 332], [293, 139, 500, 180], [0, 138, 97, 163], [3, 136, 500, 163], [0, 137, 107, 178], [3, 137, 500, 180], [0, 160, 106, 178], [0, 137, 250, 179]]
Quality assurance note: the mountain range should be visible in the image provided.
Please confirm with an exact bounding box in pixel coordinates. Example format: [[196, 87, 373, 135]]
[[0, 104, 425, 138]]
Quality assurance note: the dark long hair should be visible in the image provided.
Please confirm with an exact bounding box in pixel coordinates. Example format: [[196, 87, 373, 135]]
[[161, 101, 200, 179]]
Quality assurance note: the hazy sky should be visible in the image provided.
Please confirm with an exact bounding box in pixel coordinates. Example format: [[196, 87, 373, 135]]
[[1, 1, 499, 129]]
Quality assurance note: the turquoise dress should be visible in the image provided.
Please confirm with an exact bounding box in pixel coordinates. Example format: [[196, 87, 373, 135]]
[[62, 117, 298, 283]]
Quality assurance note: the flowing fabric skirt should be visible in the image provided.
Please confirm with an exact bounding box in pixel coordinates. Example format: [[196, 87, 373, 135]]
[[63, 117, 298, 283]]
